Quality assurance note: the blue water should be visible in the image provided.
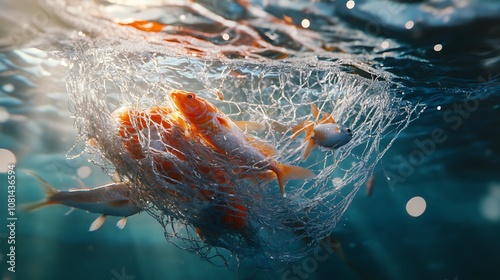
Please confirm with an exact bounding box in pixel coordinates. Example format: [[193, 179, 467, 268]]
[[1, 0, 499, 279]]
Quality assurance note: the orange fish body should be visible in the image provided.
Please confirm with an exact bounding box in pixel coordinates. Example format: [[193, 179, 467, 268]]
[[114, 104, 248, 232], [170, 89, 314, 196], [113, 106, 191, 183]]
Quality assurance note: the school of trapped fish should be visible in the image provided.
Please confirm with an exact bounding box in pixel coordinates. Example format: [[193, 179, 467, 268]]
[[25, 0, 421, 269]]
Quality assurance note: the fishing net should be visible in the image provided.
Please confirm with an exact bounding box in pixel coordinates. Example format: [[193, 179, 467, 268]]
[[54, 0, 420, 270]]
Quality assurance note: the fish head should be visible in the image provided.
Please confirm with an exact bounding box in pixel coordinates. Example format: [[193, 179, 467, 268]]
[[313, 123, 353, 149], [170, 90, 210, 123], [338, 124, 353, 147], [170, 90, 218, 126]]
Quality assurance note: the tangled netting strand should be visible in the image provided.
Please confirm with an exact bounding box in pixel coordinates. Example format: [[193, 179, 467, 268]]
[[65, 39, 419, 269]]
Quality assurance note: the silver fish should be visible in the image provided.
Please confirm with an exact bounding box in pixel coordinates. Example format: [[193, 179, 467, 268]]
[[23, 172, 143, 231]]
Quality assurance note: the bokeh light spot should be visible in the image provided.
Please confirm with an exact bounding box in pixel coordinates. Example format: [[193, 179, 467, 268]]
[[2, 83, 14, 93], [346, 0, 355, 9], [381, 41, 389, 49], [480, 184, 500, 222], [0, 106, 9, 122], [0, 149, 16, 173], [406, 196, 426, 217], [405, 21, 414, 30], [77, 165, 92, 179], [301, 19, 310, 29]]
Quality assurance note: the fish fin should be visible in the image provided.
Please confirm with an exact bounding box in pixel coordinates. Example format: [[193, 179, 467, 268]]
[[195, 227, 205, 240], [270, 121, 289, 133], [276, 165, 315, 196], [303, 138, 316, 160], [64, 207, 75, 216], [119, 20, 166, 32], [320, 112, 336, 124], [116, 217, 127, 229], [258, 170, 276, 182], [21, 171, 60, 211], [245, 135, 277, 157], [310, 104, 319, 118], [234, 121, 265, 132], [25, 171, 59, 197], [301, 122, 316, 160], [312, 104, 336, 124], [20, 201, 56, 212], [216, 116, 231, 128], [291, 120, 314, 140], [238, 170, 275, 182], [89, 215, 106, 231]]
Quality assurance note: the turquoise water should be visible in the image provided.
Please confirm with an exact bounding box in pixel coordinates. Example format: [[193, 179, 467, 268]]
[[1, 0, 499, 279]]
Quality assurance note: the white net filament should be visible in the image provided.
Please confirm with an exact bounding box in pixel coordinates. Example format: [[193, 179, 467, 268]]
[[65, 38, 420, 269]]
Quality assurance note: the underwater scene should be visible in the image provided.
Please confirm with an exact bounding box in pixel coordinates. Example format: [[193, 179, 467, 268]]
[[0, 0, 499, 279]]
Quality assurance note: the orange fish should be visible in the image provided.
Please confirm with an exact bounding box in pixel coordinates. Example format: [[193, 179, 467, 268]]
[[119, 20, 166, 33], [170, 89, 314, 196], [113, 106, 191, 183], [114, 105, 248, 232]]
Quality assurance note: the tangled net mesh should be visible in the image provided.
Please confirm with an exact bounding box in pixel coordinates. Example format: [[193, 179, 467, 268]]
[[65, 37, 418, 269]]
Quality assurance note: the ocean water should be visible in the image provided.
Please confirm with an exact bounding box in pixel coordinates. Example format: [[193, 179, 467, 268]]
[[0, 0, 499, 280]]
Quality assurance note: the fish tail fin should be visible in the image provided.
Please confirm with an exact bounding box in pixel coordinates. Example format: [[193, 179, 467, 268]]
[[310, 104, 320, 118], [291, 121, 316, 160], [302, 127, 316, 160], [21, 171, 60, 211], [20, 201, 56, 212], [277, 165, 315, 196], [291, 120, 314, 140], [26, 171, 59, 196]]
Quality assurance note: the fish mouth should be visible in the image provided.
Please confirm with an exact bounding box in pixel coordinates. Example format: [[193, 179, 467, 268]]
[[170, 90, 191, 112], [169, 90, 183, 105]]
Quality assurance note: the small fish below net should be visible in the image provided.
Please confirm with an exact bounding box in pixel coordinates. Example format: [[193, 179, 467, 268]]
[[65, 38, 420, 269]]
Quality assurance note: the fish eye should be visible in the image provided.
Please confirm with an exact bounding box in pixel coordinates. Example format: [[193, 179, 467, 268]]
[[187, 94, 193, 99], [347, 128, 352, 133]]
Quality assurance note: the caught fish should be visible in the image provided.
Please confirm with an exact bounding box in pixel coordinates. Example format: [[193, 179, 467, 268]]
[[23, 172, 143, 231], [113, 105, 185, 177], [292, 104, 353, 160], [170, 89, 314, 196], [114, 105, 249, 233]]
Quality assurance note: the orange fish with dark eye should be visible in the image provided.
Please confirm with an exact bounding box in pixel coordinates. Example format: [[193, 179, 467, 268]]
[[170, 89, 315, 197], [292, 104, 353, 160]]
